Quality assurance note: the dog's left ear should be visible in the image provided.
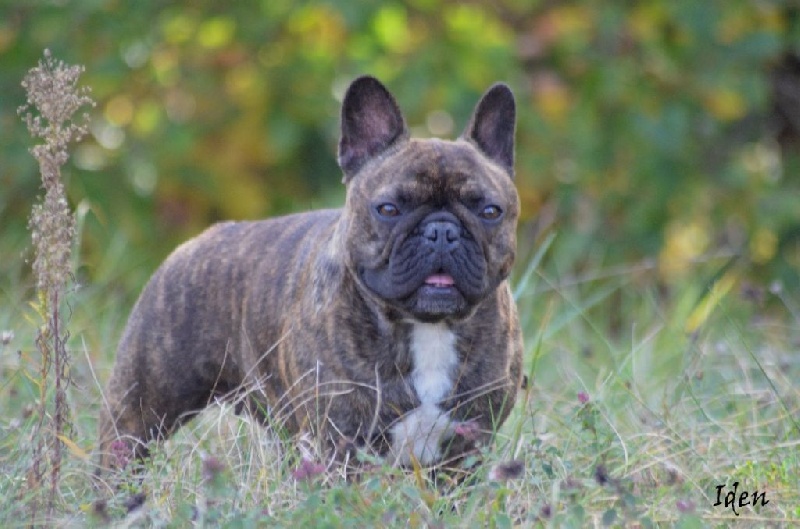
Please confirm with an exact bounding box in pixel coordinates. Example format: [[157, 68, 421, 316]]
[[461, 83, 516, 178]]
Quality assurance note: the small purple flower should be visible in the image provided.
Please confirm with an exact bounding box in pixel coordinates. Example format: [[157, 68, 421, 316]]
[[292, 458, 325, 481], [578, 391, 590, 404], [110, 439, 131, 470], [454, 420, 481, 441], [676, 498, 695, 513], [202, 455, 225, 482]]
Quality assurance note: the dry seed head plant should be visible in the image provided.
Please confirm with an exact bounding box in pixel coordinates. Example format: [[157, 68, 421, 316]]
[[20, 48, 93, 294], [18, 48, 94, 522]]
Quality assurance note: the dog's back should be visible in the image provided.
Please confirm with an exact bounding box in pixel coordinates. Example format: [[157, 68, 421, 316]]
[[97, 210, 340, 466]]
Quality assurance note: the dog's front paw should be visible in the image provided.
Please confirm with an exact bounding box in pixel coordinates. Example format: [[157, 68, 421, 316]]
[[390, 403, 455, 466]]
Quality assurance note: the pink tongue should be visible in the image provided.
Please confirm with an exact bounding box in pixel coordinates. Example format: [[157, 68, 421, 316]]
[[425, 274, 455, 287]]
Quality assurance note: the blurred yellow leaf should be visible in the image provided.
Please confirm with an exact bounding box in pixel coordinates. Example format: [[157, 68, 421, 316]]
[[659, 220, 710, 278], [225, 64, 263, 106], [718, 2, 785, 44], [685, 272, 736, 333], [0, 23, 17, 53], [740, 141, 782, 183], [750, 228, 778, 264], [704, 88, 747, 122], [105, 94, 134, 127], [151, 48, 179, 86], [628, 3, 668, 42], [288, 5, 346, 59], [546, 5, 592, 40], [373, 5, 412, 53], [58, 434, 90, 460], [161, 13, 196, 44], [517, 187, 543, 222], [535, 85, 570, 125], [218, 175, 268, 219], [132, 100, 162, 137], [759, 5, 785, 33], [198, 17, 236, 49], [445, 4, 511, 48], [717, 10, 751, 44], [531, 72, 571, 125]]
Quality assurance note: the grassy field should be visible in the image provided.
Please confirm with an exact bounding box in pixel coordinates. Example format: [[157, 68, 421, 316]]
[[0, 227, 798, 528]]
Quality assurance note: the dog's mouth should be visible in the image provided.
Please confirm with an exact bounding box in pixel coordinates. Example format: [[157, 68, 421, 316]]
[[359, 248, 484, 322], [358, 264, 473, 322], [419, 271, 459, 298], [423, 273, 456, 289], [410, 271, 465, 322]]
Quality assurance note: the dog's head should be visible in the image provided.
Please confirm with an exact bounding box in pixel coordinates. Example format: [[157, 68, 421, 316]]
[[338, 76, 519, 323]]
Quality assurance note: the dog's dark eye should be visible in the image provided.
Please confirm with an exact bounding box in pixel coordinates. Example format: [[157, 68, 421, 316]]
[[376, 203, 400, 217], [479, 205, 502, 220]]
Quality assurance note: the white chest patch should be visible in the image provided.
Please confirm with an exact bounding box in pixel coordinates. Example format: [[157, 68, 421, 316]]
[[390, 323, 458, 465]]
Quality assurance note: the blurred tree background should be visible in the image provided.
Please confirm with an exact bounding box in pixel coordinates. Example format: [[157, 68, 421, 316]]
[[2, 0, 800, 297]]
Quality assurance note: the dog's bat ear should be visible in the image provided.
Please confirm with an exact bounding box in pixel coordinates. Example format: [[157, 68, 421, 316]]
[[338, 76, 409, 181], [461, 83, 516, 178]]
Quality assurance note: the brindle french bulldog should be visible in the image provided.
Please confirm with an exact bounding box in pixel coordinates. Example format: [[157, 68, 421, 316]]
[[98, 76, 523, 470]]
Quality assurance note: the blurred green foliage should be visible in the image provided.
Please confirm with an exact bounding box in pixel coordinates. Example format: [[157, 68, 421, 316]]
[[2, 1, 800, 292]]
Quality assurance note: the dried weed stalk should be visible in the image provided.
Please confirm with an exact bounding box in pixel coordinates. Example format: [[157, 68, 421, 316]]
[[18, 49, 94, 521]]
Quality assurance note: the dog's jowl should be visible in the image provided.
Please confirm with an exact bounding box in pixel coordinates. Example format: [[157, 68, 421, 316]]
[[98, 76, 523, 469]]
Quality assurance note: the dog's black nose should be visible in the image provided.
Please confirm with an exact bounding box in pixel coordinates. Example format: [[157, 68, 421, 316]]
[[423, 221, 460, 247]]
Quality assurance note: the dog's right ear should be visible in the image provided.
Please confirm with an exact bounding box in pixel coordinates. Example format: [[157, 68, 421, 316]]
[[338, 76, 409, 181]]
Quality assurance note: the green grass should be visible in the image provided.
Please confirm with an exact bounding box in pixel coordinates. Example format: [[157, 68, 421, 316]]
[[1, 231, 798, 528]]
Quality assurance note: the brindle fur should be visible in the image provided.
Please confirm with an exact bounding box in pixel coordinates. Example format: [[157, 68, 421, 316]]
[[98, 77, 523, 469]]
